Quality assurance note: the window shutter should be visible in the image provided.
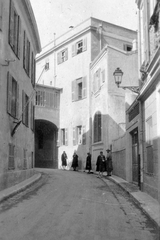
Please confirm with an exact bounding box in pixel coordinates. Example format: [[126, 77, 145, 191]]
[[65, 48, 68, 61], [65, 128, 68, 146], [9, 0, 14, 47], [7, 72, 12, 114], [18, 17, 21, 59], [82, 126, 86, 145], [33, 59, 36, 87], [144, 0, 149, 63], [83, 37, 87, 51], [57, 128, 61, 147], [22, 90, 25, 124], [72, 80, 76, 101], [82, 76, 87, 98], [73, 127, 76, 146], [23, 31, 26, 69], [72, 44, 76, 57], [16, 83, 19, 118], [102, 69, 105, 83], [0, 2, 3, 31]]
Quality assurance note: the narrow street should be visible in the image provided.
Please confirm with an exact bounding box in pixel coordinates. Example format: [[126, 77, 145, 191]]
[[0, 169, 158, 240]]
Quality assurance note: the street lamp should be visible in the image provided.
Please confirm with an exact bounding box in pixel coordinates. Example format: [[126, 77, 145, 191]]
[[113, 67, 139, 94]]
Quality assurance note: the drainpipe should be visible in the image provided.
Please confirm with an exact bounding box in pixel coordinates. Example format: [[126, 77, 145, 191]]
[[54, 33, 56, 87]]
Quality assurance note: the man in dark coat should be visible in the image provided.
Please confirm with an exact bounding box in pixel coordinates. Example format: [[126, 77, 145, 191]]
[[106, 149, 113, 176], [85, 152, 92, 173], [71, 151, 78, 171], [96, 151, 106, 177], [61, 151, 67, 170]]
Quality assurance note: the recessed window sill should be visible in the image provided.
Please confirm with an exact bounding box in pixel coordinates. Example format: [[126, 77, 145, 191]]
[[92, 141, 103, 146]]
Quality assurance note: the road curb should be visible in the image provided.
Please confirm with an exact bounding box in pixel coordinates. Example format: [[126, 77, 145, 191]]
[[0, 173, 42, 204]]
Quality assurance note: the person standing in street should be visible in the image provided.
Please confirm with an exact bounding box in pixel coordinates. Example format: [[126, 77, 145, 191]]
[[71, 150, 78, 171], [96, 151, 106, 177], [61, 151, 68, 170], [85, 152, 92, 174], [106, 149, 113, 176]]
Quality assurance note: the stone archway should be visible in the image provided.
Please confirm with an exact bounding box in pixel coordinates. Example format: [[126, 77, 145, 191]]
[[35, 120, 58, 168]]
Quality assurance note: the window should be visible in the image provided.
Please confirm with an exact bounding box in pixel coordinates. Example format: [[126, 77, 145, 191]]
[[35, 90, 60, 109], [73, 126, 86, 145], [57, 48, 68, 64], [45, 58, 49, 70], [23, 31, 30, 76], [78, 81, 82, 100], [93, 68, 101, 93], [77, 126, 82, 145], [8, 144, 15, 170], [61, 128, 68, 145], [0, 2, 3, 31], [9, 0, 21, 58], [123, 44, 132, 52], [72, 76, 87, 101], [101, 69, 105, 83], [7, 72, 19, 118], [146, 117, 153, 174], [31, 52, 36, 86], [30, 101, 34, 131], [23, 149, 27, 169], [72, 37, 87, 56], [22, 90, 29, 127], [94, 111, 102, 143]]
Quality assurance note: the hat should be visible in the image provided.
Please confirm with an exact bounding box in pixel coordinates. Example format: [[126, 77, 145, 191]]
[[106, 149, 111, 152]]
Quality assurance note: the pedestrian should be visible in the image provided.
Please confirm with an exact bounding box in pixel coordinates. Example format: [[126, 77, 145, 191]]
[[96, 151, 106, 177], [106, 149, 113, 176], [71, 150, 78, 171], [85, 152, 92, 173], [61, 151, 67, 170]]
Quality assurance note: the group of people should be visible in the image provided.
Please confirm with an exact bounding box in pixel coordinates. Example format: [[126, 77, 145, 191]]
[[96, 149, 113, 177], [61, 149, 113, 177], [61, 150, 78, 171]]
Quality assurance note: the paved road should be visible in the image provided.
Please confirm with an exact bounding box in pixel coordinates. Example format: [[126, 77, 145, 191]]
[[0, 169, 159, 240]]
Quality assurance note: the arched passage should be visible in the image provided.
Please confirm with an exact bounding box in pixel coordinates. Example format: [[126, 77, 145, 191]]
[[35, 120, 58, 168]]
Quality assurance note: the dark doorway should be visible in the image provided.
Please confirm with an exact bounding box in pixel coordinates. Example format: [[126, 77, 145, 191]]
[[35, 120, 58, 168], [131, 129, 140, 187]]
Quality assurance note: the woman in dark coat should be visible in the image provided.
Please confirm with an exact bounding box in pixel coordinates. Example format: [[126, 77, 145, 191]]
[[71, 151, 78, 171], [106, 149, 113, 176], [96, 151, 106, 177], [61, 151, 67, 170], [86, 152, 92, 173]]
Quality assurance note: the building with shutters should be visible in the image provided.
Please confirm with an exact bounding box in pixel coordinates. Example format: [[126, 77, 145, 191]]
[[35, 17, 136, 170], [134, 0, 160, 202], [0, 0, 41, 190], [90, 44, 138, 171]]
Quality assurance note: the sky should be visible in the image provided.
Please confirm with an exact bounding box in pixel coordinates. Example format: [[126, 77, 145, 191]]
[[30, 0, 138, 49]]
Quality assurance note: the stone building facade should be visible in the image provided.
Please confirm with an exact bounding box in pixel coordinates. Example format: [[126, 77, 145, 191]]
[[0, 0, 41, 190]]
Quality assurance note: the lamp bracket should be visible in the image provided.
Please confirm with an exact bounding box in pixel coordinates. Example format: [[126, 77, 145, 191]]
[[118, 86, 139, 94]]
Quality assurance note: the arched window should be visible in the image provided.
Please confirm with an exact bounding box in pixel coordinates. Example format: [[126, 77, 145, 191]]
[[94, 111, 102, 143]]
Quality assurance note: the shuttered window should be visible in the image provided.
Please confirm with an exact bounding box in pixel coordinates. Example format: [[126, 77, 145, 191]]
[[22, 90, 29, 127], [73, 127, 76, 146], [30, 101, 34, 131], [23, 31, 31, 76], [72, 76, 87, 101], [82, 126, 86, 145], [57, 48, 68, 64], [8, 144, 15, 170], [72, 37, 87, 57], [23, 149, 27, 169], [7, 72, 19, 119], [8, 0, 20, 58], [94, 111, 102, 143]]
